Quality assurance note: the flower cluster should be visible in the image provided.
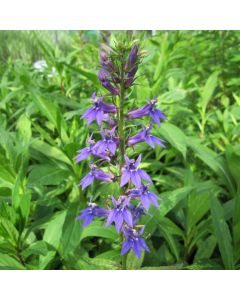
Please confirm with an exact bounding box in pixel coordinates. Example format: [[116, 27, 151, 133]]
[[75, 41, 167, 260]]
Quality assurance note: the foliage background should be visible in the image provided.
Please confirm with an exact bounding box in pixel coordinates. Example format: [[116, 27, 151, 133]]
[[0, 30, 240, 270]]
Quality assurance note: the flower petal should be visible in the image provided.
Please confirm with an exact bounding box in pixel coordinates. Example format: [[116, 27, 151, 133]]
[[131, 171, 142, 188], [123, 209, 133, 227], [120, 169, 130, 187], [138, 169, 152, 184], [132, 241, 141, 259], [79, 173, 94, 190], [121, 239, 132, 256]]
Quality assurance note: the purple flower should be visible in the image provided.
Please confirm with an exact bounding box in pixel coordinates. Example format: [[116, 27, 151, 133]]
[[106, 196, 133, 232], [76, 200, 108, 227], [125, 45, 138, 72], [124, 45, 139, 88], [81, 92, 117, 125], [130, 184, 159, 210], [103, 114, 116, 127], [120, 154, 152, 188], [130, 205, 146, 224], [121, 226, 150, 259], [127, 97, 167, 125], [99, 45, 115, 72], [98, 69, 119, 95], [93, 126, 119, 155], [79, 164, 113, 190], [127, 122, 165, 148], [75, 135, 111, 162]]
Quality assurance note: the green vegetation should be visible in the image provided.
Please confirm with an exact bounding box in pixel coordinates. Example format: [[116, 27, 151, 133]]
[[0, 30, 240, 270]]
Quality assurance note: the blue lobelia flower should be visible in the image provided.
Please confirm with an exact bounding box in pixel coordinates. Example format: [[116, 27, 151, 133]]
[[93, 126, 119, 156], [127, 97, 167, 125], [120, 154, 152, 188], [130, 205, 146, 224], [127, 121, 166, 148], [98, 69, 119, 95], [121, 225, 150, 259], [81, 92, 117, 125], [79, 164, 113, 190], [76, 199, 108, 227], [129, 184, 160, 210], [75, 135, 111, 163], [106, 196, 133, 232]]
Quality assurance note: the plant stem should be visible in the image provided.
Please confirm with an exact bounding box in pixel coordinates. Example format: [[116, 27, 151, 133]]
[[118, 53, 126, 167], [117, 51, 127, 270]]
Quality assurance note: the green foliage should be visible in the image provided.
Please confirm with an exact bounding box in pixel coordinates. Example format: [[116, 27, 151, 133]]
[[0, 30, 239, 269]]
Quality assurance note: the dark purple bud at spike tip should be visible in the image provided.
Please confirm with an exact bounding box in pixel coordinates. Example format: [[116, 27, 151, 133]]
[[98, 69, 119, 95], [99, 44, 115, 72]]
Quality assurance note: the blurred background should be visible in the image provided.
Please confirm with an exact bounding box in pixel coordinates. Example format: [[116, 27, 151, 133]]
[[0, 30, 240, 270]]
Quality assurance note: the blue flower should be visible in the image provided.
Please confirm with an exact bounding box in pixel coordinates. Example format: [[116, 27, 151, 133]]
[[76, 200, 108, 227], [127, 121, 166, 148], [106, 196, 133, 232], [81, 92, 117, 125], [127, 97, 167, 125], [129, 184, 160, 210], [121, 226, 150, 259], [75, 135, 111, 163], [79, 164, 113, 190], [120, 154, 152, 188], [93, 126, 119, 155]]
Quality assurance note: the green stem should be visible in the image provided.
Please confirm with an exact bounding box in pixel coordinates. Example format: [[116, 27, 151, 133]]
[[117, 52, 127, 270], [118, 54, 126, 167]]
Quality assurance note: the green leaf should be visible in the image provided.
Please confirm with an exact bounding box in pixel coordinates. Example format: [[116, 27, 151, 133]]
[[80, 221, 118, 241], [16, 113, 32, 150], [194, 235, 217, 261], [157, 123, 187, 159], [20, 190, 31, 224], [0, 254, 25, 270], [187, 137, 235, 195], [33, 92, 69, 144], [96, 250, 121, 260], [39, 210, 67, 269], [143, 186, 192, 237], [30, 139, 72, 167], [0, 218, 19, 246], [76, 257, 120, 270], [60, 202, 83, 256], [126, 249, 144, 270], [210, 195, 234, 269], [28, 164, 69, 186], [21, 241, 49, 258], [0, 165, 15, 189], [200, 71, 218, 113]]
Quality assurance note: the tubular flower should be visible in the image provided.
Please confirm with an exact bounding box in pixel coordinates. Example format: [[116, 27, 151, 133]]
[[121, 226, 150, 259], [129, 184, 159, 210], [127, 122, 166, 148], [81, 92, 117, 125], [120, 154, 152, 188], [75, 135, 111, 162], [79, 164, 113, 190], [76, 200, 108, 227], [93, 126, 119, 155], [106, 196, 133, 232], [98, 69, 119, 95], [127, 97, 167, 125]]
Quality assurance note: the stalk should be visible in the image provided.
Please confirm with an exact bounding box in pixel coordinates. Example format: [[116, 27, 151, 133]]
[[117, 51, 127, 270], [118, 53, 126, 166]]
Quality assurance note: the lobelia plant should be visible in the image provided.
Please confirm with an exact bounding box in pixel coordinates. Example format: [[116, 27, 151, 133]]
[[75, 38, 167, 268]]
